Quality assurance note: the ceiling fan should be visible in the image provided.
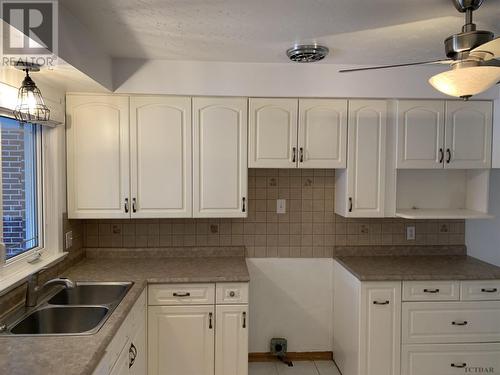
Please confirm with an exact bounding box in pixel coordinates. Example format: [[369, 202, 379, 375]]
[[339, 0, 500, 99]]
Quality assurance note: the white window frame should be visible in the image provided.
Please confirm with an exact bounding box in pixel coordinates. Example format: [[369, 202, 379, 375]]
[[0, 121, 65, 292]]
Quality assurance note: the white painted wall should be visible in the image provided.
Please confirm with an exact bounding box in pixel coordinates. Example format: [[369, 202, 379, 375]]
[[466, 170, 500, 267], [113, 59, 500, 99], [246, 258, 333, 353]]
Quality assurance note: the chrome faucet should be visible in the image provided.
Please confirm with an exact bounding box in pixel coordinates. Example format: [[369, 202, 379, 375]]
[[25, 273, 75, 307]]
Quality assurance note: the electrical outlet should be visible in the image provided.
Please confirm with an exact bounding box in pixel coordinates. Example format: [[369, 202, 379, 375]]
[[406, 226, 416, 241], [65, 231, 73, 249], [277, 199, 286, 214]]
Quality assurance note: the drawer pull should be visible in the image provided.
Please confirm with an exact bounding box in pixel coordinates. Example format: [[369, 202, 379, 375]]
[[373, 300, 390, 305], [451, 363, 467, 368], [452, 320, 468, 326], [242, 311, 246, 328], [481, 288, 498, 293], [209, 312, 213, 329], [423, 288, 440, 293], [173, 292, 191, 297]]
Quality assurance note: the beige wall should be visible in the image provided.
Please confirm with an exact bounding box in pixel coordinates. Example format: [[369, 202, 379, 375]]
[[82, 169, 465, 257]]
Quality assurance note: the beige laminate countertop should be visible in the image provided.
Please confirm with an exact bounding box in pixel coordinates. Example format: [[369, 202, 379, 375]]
[[335, 255, 500, 281], [0, 255, 249, 375]]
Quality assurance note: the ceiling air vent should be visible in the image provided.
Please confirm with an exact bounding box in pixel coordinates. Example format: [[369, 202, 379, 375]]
[[286, 44, 329, 63]]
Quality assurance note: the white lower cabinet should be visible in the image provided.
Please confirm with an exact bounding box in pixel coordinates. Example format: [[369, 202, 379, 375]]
[[333, 261, 401, 375], [402, 343, 500, 375], [147, 282, 249, 375], [215, 305, 248, 375], [93, 290, 147, 375], [148, 305, 215, 375]]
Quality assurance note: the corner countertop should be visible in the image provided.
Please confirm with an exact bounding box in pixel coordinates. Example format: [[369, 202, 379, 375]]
[[0, 251, 249, 375], [335, 255, 500, 281]]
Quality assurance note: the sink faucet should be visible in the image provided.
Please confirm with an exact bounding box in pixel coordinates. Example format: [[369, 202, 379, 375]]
[[25, 273, 75, 307]]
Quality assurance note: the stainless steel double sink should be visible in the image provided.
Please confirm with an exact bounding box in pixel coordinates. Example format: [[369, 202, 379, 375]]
[[1, 282, 133, 336]]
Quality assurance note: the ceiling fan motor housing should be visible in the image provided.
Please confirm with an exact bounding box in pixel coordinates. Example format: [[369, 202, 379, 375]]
[[445, 30, 494, 59]]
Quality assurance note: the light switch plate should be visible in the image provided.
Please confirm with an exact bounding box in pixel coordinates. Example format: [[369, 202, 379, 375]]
[[406, 226, 415, 241], [277, 199, 286, 214], [65, 231, 73, 249]]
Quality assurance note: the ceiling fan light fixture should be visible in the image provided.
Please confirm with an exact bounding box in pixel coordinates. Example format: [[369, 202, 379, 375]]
[[428, 66, 500, 99]]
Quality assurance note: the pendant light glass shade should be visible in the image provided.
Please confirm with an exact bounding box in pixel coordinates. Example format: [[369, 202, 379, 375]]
[[429, 66, 500, 98], [13, 70, 50, 123]]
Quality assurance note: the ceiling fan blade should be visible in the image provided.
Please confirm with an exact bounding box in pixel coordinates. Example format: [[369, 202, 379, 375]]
[[483, 58, 500, 67], [339, 59, 452, 73], [470, 38, 500, 60]]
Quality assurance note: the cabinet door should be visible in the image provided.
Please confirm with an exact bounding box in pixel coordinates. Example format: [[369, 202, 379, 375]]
[[215, 305, 248, 375], [148, 305, 215, 375], [66, 95, 130, 219], [109, 340, 130, 375], [129, 313, 146, 375], [344, 100, 387, 217], [248, 98, 298, 168], [445, 101, 492, 169], [193, 97, 248, 218], [298, 99, 347, 169], [360, 282, 401, 375], [396, 100, 445, 169], [130, 96, 192, 218]]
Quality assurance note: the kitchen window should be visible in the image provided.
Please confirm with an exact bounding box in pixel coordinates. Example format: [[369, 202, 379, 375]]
[[0, 116, 43, 263]]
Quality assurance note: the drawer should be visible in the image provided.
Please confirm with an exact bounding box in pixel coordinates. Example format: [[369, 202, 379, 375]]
[[216, 282, 249, 304], [402, 343, 500, 375], [402, 301, 500, 344], [148, 283, 215, 305], [403, 281, 459, 301], [461, 280, 500, 301]]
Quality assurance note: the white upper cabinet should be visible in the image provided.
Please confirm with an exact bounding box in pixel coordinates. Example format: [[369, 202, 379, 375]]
[[66, 95, 130, 219], [298, 99, 347, 168], [445, 101, 492, 169], [130, 96, 192, 218], [193, 97, 248, 218], [336, 100, 387, 217], [396, 100, 492, 170], [396, 100, 445, 169], [248, 98, 298, 168]]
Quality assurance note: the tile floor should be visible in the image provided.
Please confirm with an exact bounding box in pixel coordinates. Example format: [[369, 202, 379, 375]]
[[249, 360, 341, 375]]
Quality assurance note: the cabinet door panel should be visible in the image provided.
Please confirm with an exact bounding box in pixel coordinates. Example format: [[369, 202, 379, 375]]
[[66, 95, 130, 219], [130, 96, 192, 218], [360, 282, 401, 375], [298, 99, 347, 169], [445, 101, 492, 169], [148, 305, 215, 375], [249, 98, 298, 168], [345, 100, 387, 217], [215, 305, 248, 375], [193, 97, 247, 217], [397, 100, 445, 169]]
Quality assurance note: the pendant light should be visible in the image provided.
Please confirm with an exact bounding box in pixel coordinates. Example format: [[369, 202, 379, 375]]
[[13, 63, 50, 123]]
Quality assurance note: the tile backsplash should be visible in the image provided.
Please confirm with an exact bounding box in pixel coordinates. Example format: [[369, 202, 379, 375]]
[[81, 169, 465, 258]]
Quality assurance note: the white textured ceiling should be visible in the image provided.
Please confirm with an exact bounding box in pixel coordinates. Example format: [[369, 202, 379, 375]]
[[61, 0, 500, 64]]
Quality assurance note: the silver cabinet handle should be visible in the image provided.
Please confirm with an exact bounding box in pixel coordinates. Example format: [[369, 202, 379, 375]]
[[452, 321, 468, 326], [423, 288, 440, 293], [209, 312, 213, 329], [373, 300, 390, 305], [242, 311, 246, 329], [481, 288, 498, 293], [292, 147, 296, 163], [132, 198, 137, 213], [124, 198, 129, 213], [129, 342, 137, 368], [173, 292, 190, 297], [451, 363, 467, 368]]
